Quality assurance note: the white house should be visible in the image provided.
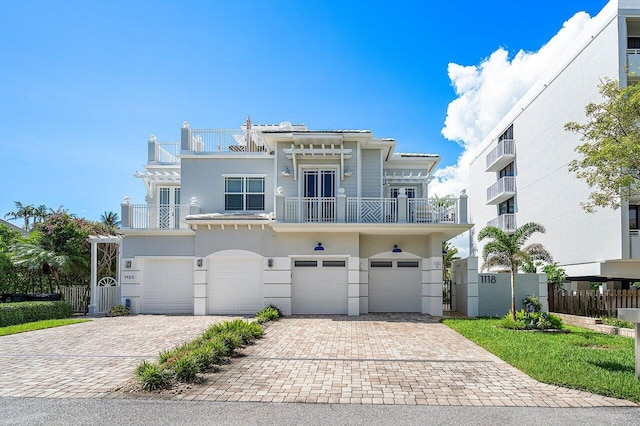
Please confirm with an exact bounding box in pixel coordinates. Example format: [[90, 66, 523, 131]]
[[468, 0, 640, 289], [118, 118, 471, 316]]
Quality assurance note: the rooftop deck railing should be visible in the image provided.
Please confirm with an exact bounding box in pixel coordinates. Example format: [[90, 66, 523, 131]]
[[189, 129, 266, 153]]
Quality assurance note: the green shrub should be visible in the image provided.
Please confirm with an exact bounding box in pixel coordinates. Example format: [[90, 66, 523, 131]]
[[135, 361, 172, 390], [522, 295, 542, 313], [601, 317, 634, 329], [171, 355, 199, 382], [209, 319, 264, 345], [0, 301, 73, 327], [500, 310, 563, 330], [256, 306, 281, 323], [214, 330, 243, 354], [108, 304, 130, 316]]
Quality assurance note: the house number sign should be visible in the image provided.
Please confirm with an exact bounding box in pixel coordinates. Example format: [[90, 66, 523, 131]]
[[121, 272, 138, 283], [479, 274, 497, 284]]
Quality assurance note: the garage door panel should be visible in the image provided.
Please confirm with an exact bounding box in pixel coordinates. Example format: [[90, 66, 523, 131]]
[[141, 259, 194, 314], [369, 261, 421, 313], [208, 258, 264, 314], [292, 263, 348, 314]]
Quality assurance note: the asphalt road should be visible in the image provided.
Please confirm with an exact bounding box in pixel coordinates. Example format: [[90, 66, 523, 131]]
[[1, 398, 639, 426]]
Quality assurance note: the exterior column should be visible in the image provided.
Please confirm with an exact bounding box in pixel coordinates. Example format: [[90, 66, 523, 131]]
[[193, 257, 207, 315], [422, 233, 443, 316], [148, 135, 158, 163], [88, 240, 98, 316], [348, 256, 360, 315], [189, 197, 201, 215], [397, 189, 408, 223], [180, 121, 192, 151], [465, 257, 479, 317], [120, 197, 131, 229], [538, 272, 549, 312], [275, 187, 285, 221], [458, 189, 468, 224], [337, 188, 346, 223]]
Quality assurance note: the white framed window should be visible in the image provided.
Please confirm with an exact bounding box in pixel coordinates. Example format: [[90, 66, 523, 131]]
[[224, 176, 265, 211]]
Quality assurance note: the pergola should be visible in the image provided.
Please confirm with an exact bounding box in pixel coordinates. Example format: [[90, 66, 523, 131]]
[[88, 235, 122, 316]]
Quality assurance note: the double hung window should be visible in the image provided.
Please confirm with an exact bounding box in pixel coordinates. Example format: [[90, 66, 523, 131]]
[[224, 177, 265, 211]]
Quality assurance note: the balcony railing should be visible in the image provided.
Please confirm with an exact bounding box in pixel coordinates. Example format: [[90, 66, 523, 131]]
[[126, 204, 190, 229], [281, 197, 462, 224], [487, 176, 516, 205], [189, 129, 267, 153], [488, 214, 517, 234], [485, 139, 515, 172]]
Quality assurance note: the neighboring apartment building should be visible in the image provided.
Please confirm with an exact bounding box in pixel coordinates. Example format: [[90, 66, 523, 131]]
[[468, 0, 640, 289], [119, 119, 471, 316]]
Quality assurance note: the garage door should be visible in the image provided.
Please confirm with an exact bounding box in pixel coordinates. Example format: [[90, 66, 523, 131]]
[[292, 259, 348, 314], [141, 258, 193, 314], [208, 258, 263, 314], [368, 259, 421, 312]]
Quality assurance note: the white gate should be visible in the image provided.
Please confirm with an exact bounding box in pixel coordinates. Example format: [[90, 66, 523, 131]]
[[97, 277, 118, 314]]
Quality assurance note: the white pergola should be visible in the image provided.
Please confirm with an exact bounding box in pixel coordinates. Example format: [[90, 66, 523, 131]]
[[88, 235, 122, 316]]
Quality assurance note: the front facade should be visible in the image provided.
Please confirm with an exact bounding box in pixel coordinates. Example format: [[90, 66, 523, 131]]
[[119, 119, 470, 316], [469, 0, 640, 288]]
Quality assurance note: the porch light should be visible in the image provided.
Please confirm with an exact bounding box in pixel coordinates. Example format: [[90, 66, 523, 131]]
[[282, 166, 291, 177], [344, 167, 352, 177], [392, 245, 402, 253], [197, 258, 203, 268], [314, 242, 325, 251]]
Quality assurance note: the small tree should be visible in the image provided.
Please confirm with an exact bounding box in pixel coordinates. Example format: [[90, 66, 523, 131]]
[[542, 262, 567, 290], [478, 222, 552, 321], [565, 78, 640, 212], [442, 241, 460, 282]]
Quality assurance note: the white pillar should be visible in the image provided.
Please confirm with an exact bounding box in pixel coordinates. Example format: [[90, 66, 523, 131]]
[[88, 240, 98, 316]]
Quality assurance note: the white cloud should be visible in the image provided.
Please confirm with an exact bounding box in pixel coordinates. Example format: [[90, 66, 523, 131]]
[[432, 11, 599, 199]]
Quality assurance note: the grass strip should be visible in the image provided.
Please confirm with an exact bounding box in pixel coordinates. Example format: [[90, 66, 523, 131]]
[[0, 318, 90, 336], [442, 318, 640, 403]]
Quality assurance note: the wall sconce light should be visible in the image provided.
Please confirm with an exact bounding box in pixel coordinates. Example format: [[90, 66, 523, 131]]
[[392, 244, 402, 253], [282, 166, 291, 177], [197, 258, 203, 268], [125, 260, 132, 269], [343, 167, 352, 177], [268, 258, 273, 268], [314, 242, 325, 251]]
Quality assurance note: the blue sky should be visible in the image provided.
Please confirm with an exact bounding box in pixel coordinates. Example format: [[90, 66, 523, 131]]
[[0, 0, 608, 223]]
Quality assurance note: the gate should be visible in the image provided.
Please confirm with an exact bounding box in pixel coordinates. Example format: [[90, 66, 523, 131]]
[[97, 277, 118, 314], [443, 279, 452, 312]]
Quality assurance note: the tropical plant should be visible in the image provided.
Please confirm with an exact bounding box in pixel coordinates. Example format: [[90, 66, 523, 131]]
[[100, 211, 120, 228], [4, 201, 35, 231], [565, 78, 640, 212], [478, 222, 552, 321], [542, 262, 567, 289], [442, 241, 460, 282]]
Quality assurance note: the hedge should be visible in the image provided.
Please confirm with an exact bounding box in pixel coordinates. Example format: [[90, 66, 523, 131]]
[[0, 301, 74, 327]]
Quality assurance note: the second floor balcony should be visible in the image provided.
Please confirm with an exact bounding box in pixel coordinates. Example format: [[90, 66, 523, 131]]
[[120, 193, 468, 230], [487, 214, 517, 234], [485, 139, 515, 172], [487, 176, 516, 205]]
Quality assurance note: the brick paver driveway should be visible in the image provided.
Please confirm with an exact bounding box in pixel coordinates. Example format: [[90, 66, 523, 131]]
[[176, 314, 636, 407], [0, 315, 230, 398], [0, 314, 636, 407]]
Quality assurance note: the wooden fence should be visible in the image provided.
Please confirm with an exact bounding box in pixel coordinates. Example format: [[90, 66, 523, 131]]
[[549, 288, 640, 318], [60, 285, 89, 314]]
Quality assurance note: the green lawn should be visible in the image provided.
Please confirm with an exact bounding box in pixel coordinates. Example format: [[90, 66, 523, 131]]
[[442, 318, 640, 403], [0, 318, 90, 336]]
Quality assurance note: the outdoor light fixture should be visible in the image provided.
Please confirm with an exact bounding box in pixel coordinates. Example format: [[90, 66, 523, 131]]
[[392, 244, 402, 253], [125, 260, 132, 269], [343, 167, 352, 177], [314, 242, 325, 251], [268, 258, 273, 268], [197, 258, 203, 268], [282, 166, 291, 177]]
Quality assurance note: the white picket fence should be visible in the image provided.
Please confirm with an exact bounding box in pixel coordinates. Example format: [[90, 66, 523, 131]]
[[60, 285, 89, 314]]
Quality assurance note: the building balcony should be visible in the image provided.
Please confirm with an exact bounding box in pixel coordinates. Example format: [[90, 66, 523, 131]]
[[487, 214, 517, 234], [485, 139, 515, 172], [486, 176, 516, 205], [627, 50, 640, 81], [121, 203, 191, 230]]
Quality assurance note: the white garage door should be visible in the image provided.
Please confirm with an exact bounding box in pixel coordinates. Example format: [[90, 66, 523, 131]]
[[208, 258, 263, 314], [292, 259, 348, 314], [368, 259, 421, 312], [141, 258, 193, 314]]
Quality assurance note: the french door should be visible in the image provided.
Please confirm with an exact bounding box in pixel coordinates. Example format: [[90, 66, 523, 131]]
[[158, 187, 181, 229], [303, 170, 336, 222]]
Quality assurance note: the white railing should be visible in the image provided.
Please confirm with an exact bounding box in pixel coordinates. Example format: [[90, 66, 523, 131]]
[[346, 198, 397, 223], [157, 142, 180, 163], [284, 197, 336, 223], [627, 49, 640, 55], [487, 176, 516, 202], [485, 139, 515, 170], [408, 198, 458, 223], [129, 204, 190, 229], [488, 214, 517, 233], [190, 129, 266, 153]]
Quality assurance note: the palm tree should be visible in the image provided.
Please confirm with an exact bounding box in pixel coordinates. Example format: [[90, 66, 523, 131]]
[[4, 201, 35, 231], [100, 211, 120, 229], [32, 204, 51, 226], [442, 241, 460, 282], [478, 222, 552, 321]]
